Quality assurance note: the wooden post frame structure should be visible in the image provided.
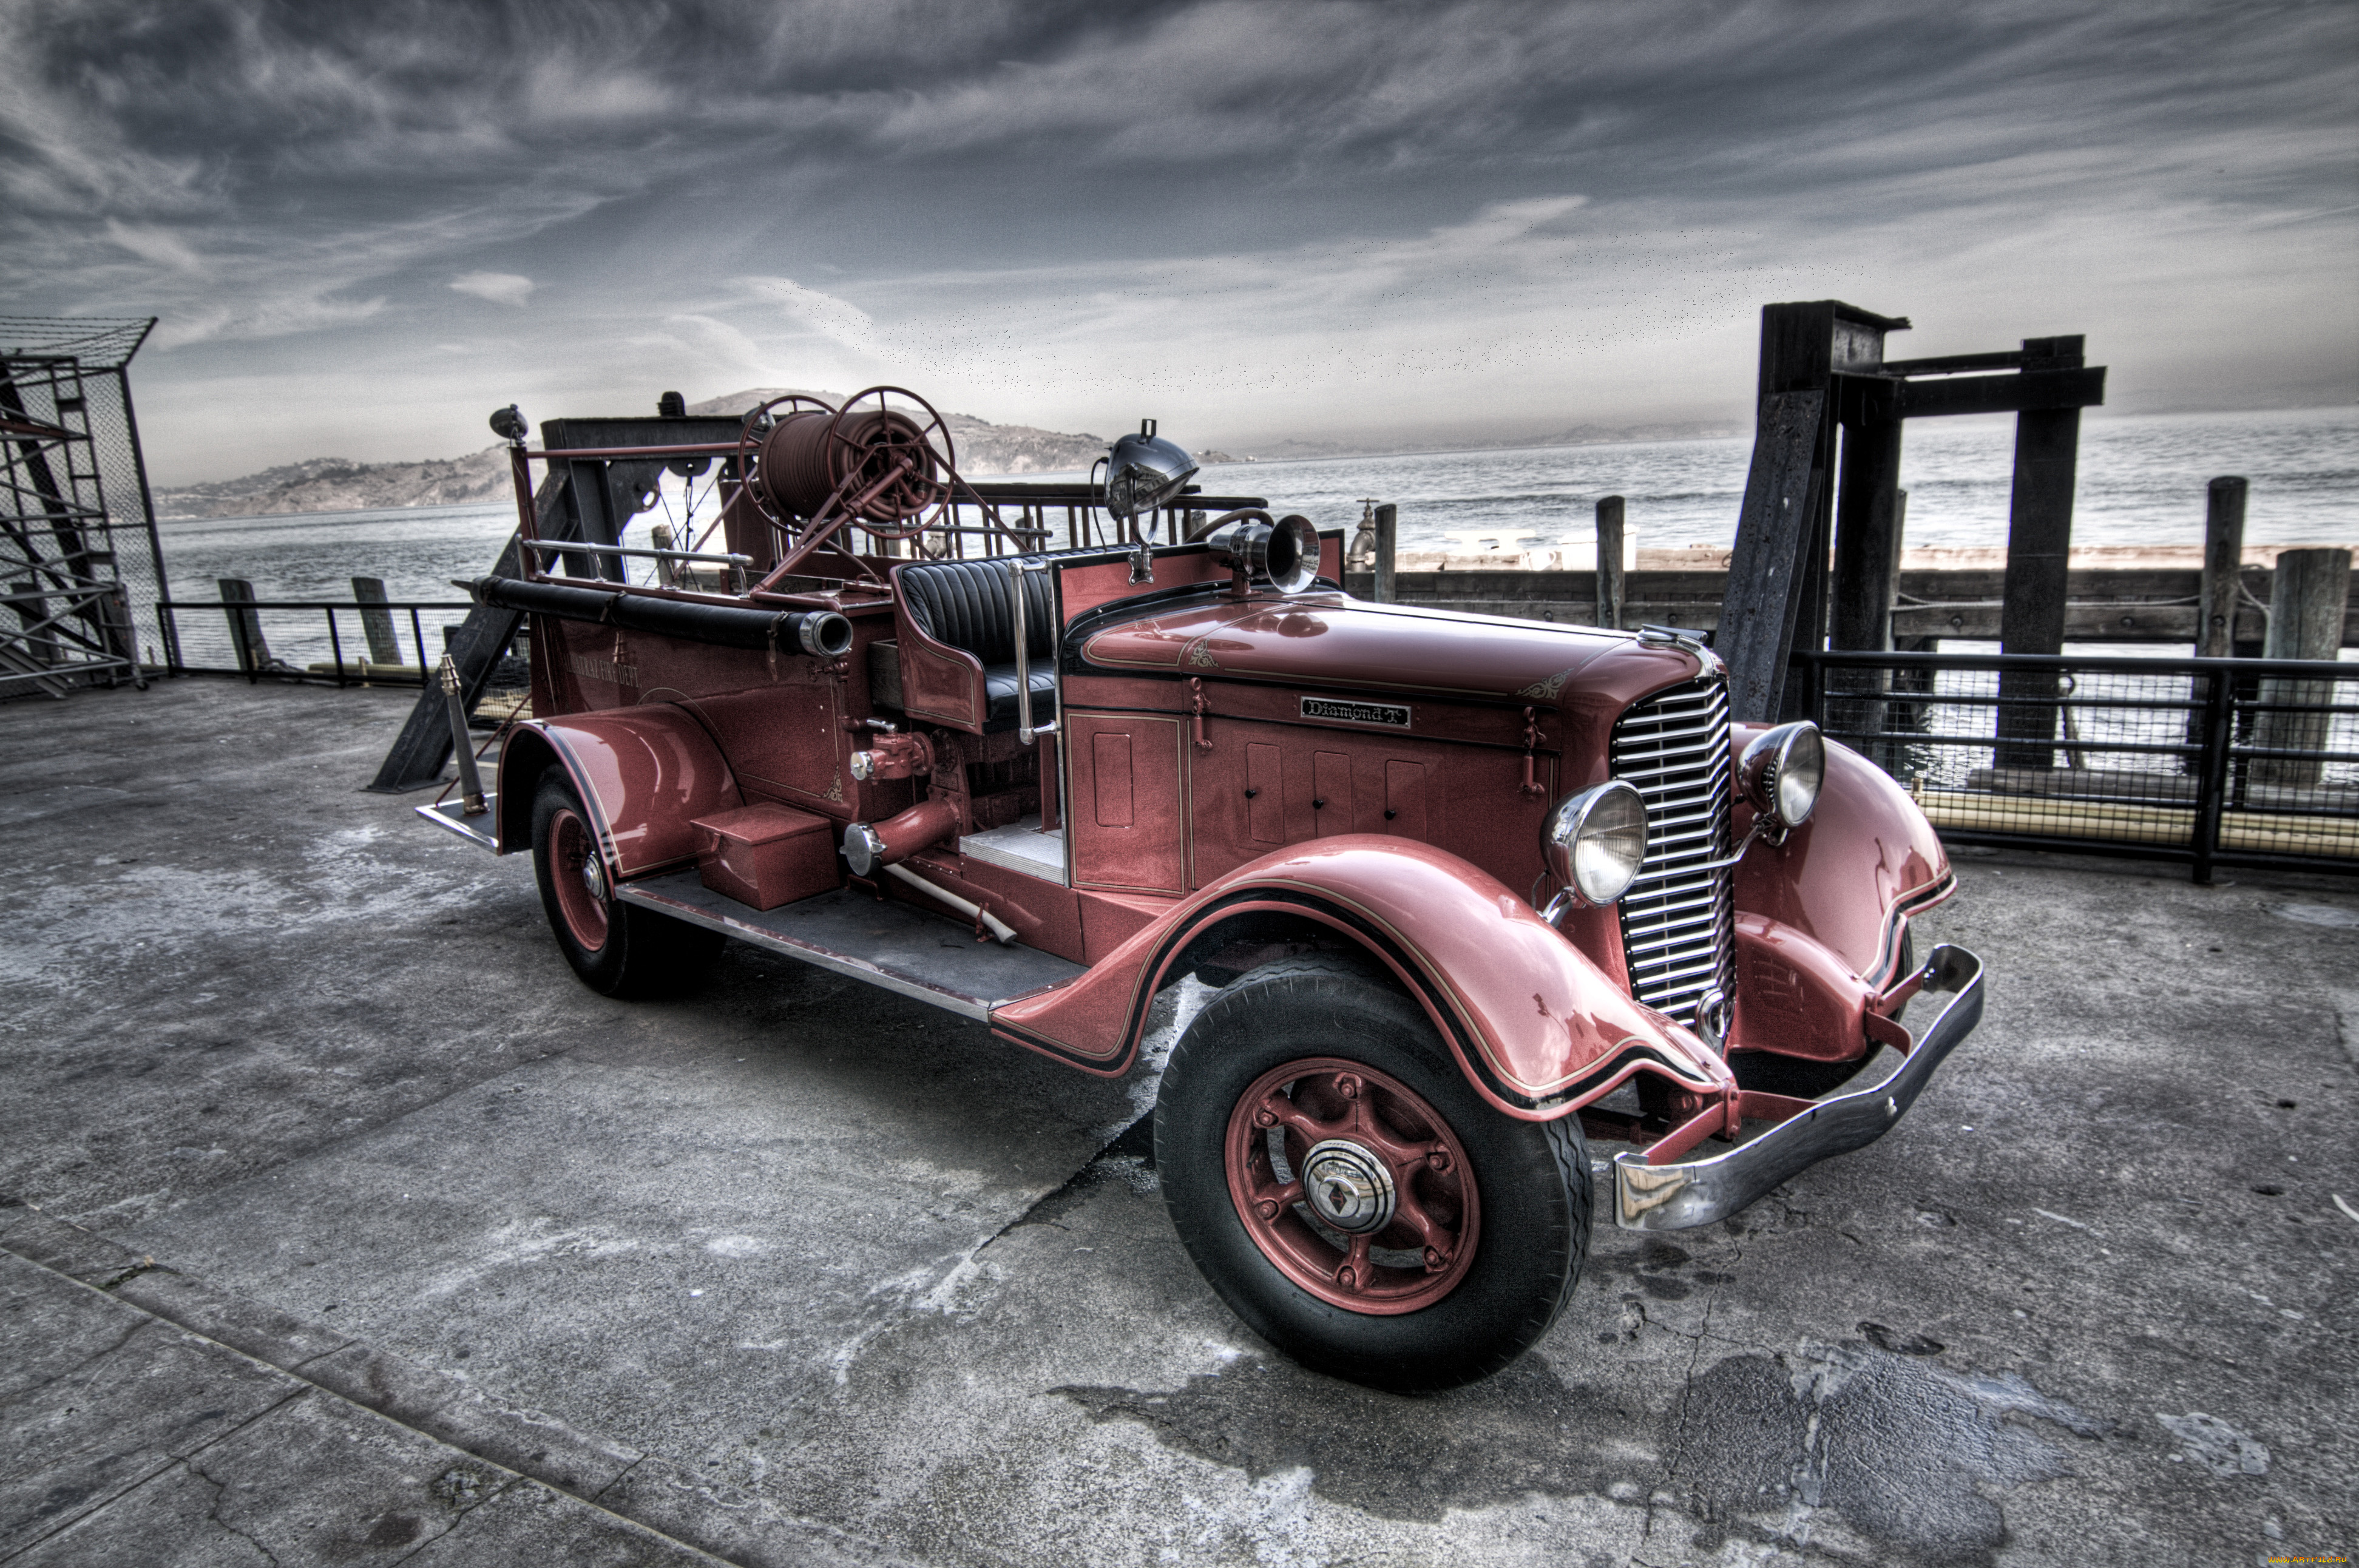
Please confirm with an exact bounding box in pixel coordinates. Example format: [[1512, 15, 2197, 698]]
[[1721, 300, 2107, 726], [366, 408, 743, 792]]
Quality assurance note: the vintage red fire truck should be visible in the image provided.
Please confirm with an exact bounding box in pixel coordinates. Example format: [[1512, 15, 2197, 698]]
[[418, 388, 1982, 1391]]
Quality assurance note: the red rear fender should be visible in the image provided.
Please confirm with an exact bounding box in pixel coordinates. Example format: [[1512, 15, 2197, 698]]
[[494, 706, 742, 875], [990, 836, 1728, 1118]]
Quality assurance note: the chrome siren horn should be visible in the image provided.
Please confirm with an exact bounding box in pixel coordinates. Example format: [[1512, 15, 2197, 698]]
[[1204, 510, 1319, 595]]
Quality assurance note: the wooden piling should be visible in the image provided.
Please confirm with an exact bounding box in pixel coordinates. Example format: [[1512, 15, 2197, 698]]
[[1889, 546, 1937, 762], [1998, 337, 2085, 655], [2255, 547, 2354, 787], [1594, 496, 1625, 630], [1830, 418, 1904, 654], [217, 578, 271, 677], [1722, 389, 1830, 723], [2195, 479, 2248, 660], [351, 576, 403, 664], [1373, 503, 1398, 604], [2266, 547, 2353, 661], [1995, 336, 2085, 767]]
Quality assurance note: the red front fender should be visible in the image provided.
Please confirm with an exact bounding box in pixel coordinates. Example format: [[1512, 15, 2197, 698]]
[[494, 705, 742, 876], [989, 836, 1729, 1119], [1733, 728, 1954, 991]]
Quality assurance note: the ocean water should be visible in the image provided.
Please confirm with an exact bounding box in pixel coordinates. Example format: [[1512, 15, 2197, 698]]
[[152, 407, 2354, 669], [1216, 407, 2358, 554]]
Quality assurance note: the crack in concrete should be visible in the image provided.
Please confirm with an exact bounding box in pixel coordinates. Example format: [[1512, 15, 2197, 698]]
[[587, 1454, 646, 1507], [3, 1387, 308, 1564], [594, 1069, 1157, 1403], [1639, 1225, 1741, 1548], [20, 1310, 154, 1391], [183, 1455, 289, 1568], [95, 1258, 157, 1293], [980, 1114, 1156, 1250]]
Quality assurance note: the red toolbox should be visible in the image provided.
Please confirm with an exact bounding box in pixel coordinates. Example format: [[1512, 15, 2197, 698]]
[[691, 803, 839, 911]]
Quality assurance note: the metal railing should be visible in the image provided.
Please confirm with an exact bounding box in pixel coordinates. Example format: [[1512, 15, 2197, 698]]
[[621, 483, 1276, 585], [855, 482, 1274, 563], [1795, 649, 2359, 880], [155, 597, 484, 687]]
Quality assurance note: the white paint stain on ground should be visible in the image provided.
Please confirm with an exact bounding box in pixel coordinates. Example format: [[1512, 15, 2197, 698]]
[[2275, 903, 2359, 928], [2156, 1411, 2269, 1476], [1179, 1465, 1324, 1568], [704, 1234, 768, 1259], [814, 1245, 1004, 1383], [1, 842, 508, 988]]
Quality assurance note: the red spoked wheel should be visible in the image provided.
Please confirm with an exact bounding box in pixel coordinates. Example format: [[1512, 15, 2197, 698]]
[[529, 772, 723, 998], [1157, 955, 1591, 1392], [546, 803, 609, 950], [1226, 1058, 1479, 1314]]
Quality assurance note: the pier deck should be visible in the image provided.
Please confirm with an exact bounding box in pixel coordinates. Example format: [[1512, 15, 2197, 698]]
[[3, 679, 2354, 1567]]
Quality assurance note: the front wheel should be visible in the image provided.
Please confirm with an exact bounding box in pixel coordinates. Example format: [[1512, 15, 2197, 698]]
[[530, 772, 722, 997], [1156, 956, 1590, 1392]]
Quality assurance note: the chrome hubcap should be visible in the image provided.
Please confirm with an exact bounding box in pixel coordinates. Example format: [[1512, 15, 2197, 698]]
[[1299, 1138, 1396, 1235], [580, 855, 605, 901]]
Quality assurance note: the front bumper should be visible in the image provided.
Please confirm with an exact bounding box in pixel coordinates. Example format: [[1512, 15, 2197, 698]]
[[1611, 943, 1984, 1230]]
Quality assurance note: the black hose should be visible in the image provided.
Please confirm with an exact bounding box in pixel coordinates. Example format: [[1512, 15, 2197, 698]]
[[467, 576, 852, 657]]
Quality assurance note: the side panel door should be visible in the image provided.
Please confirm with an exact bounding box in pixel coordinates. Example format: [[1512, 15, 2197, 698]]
[[1186, 714, 1552, 893], [1066, 711, 1188, 895]]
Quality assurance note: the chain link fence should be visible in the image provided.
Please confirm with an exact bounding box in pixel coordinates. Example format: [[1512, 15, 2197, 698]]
[[0, 317, 172, 690]]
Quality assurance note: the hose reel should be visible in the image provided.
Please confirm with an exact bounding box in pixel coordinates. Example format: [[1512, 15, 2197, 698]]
[[739, 387, 955, 542]]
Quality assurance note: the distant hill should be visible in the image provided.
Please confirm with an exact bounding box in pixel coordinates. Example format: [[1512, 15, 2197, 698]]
[[152, 449, 512, 519], [149, 397, 1736, 519], [153, 390, 1114, 519], [686, 388, 1109, 476]]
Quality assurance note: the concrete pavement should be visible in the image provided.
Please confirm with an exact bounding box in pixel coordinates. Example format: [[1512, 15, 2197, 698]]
[[2, 677, 2354, 1566]]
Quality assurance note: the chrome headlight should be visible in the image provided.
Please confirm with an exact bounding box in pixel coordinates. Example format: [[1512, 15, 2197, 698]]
[[1739, 720, 1824, 834], [1103, 423, 1197, 523], [1542, 780, 1648, 913]]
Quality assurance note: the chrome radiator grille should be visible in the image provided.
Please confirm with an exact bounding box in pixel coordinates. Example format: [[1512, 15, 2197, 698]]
[[1610, 675, 1736, 1026]]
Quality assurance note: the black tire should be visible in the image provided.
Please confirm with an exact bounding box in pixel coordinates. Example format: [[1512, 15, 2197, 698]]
[[529, 772, 722, 998], [1156, 955, 1591, 1393], [1728, 928, 1914, 1099]]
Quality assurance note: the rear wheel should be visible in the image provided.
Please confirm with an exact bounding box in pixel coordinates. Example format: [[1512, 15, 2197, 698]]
[[1157, 955, 1590, 1392], [530, 772, 722, 997]]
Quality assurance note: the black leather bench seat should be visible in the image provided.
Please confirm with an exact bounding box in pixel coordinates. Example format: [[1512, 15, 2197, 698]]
[[895, 557, 1060, 732], [982, 664, 1060, 728]]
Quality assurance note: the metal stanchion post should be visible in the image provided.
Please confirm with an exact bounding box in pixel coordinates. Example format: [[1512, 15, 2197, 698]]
[[439, 652, 487, 816]]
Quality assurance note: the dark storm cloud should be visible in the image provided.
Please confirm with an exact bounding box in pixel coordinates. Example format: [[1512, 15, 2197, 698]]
[[1, 0, 2351, 473]]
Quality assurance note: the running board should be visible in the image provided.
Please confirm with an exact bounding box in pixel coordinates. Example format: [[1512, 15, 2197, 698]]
[[614, 870, 1084, 1021], [416, 794, 499, 851]]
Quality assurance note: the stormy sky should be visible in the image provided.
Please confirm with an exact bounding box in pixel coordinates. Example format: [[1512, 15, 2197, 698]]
[[2, 0, 2352, 484]]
